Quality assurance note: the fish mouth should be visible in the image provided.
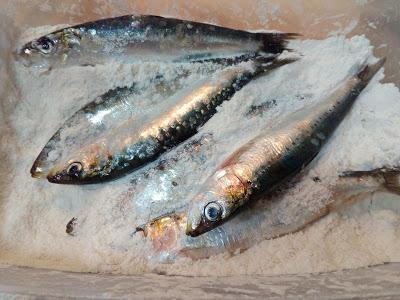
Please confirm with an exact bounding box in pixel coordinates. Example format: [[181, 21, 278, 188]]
[[16, 46, 36, 67], [47, 172, 76, 184], [46, 170, 97, 185], [30, 147, 59, 179], [30, 158, 50, 179], [30, 165, 47, 179], [185, 227, 202, 237], [46, 173, 64, 184], [185, 219, 209, 237], [186, 224, 216, 237], [16, 47, 52, 70], [185, 209, 206, 237]]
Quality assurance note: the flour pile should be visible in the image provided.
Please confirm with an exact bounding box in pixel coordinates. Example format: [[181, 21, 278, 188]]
[[0, 31, 400, 276]]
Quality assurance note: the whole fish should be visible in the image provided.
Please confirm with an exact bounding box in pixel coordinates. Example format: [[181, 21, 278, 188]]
[[30, 63, 219, 179], [136, 167, 400, 262], [18, 14, 297, 70], [185, 58, 386, 237], [35, 57, 294, 184]]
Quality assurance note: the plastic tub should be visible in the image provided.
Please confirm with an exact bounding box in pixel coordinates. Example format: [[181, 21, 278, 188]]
[[1, 1, 399, 298]]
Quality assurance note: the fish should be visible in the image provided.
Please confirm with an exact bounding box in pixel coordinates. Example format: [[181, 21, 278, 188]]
[[185, 57, 386, 237], [33, 57, 296, 184], [136, 166, 400, 262], [18, 14, 298, 70], [30, 63, 219, 179]]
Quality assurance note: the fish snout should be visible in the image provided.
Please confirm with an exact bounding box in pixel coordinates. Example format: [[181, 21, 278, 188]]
[[185, 224, 200, 237], [30, 164, 47, 179], [185, 209, 209, 237], [17, 48, 34, 67], [16, 42, 42, 67], [185, 218, 217, 237], [30, 157, 52, 179], [185, 211, 201, 237], [185, 220, 197, 237], [30, 149, 58, 179], [16, 45, 52, 70]]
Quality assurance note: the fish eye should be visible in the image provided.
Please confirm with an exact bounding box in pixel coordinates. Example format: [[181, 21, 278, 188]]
[[34, 37, 55, 54], [204, 202, 222, 222], [67, 162, 83, 177]]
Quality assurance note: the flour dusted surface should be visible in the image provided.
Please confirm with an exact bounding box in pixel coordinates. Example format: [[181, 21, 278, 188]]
[[0, 32, 400, 276]]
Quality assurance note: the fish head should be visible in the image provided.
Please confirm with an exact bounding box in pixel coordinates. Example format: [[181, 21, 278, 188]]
[[19, 28, 82, 69], [43, 143, 114, 184], [186, 168, 248, 237]]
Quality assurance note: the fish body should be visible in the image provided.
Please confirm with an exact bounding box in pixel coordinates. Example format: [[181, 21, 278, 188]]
[[185, 58, 386, 237], [37, 58, 292, 184], [19, 14, 297, 69], [30, 66, 191, 179], [137, 167, 400, 262]]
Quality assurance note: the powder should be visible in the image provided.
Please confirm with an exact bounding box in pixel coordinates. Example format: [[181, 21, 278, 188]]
[[1, 27, 400, 276]]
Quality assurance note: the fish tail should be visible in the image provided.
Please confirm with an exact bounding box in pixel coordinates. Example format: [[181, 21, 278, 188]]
[[382, 169, 400, 195], [252, 56, 299, 75], [340, 167, 400, 196], [357, 57, 386, 84], [260, 32, 300, 54], [259, 56, 299, 67]]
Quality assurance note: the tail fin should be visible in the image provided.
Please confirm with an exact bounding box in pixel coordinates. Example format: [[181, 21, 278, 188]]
[[253, 56, 299, 75], [260, 32, 301, 54], [260, 56, 299, 67], [341, 167, 400, 196], [357, 57, 386, 84], [382, 169, 400, 195]]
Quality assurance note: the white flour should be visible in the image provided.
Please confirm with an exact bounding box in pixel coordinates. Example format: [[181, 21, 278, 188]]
[[0, 22, 400, 277]]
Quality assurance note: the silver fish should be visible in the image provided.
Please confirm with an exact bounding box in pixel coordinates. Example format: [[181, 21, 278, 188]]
[[30, 63, 219, 179], [34, 57, 294, 184], [18, 14, 297, 70], [136, 167, 400, 262], [185, 58, 386, 237]]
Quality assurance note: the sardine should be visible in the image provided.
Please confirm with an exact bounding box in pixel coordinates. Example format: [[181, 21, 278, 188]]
[[18, 14, 297, 70], [30, 63, 219, 179], [185, 58, 386, 237], [136, 167, 400, 262], [35, 57, 295, 184]]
